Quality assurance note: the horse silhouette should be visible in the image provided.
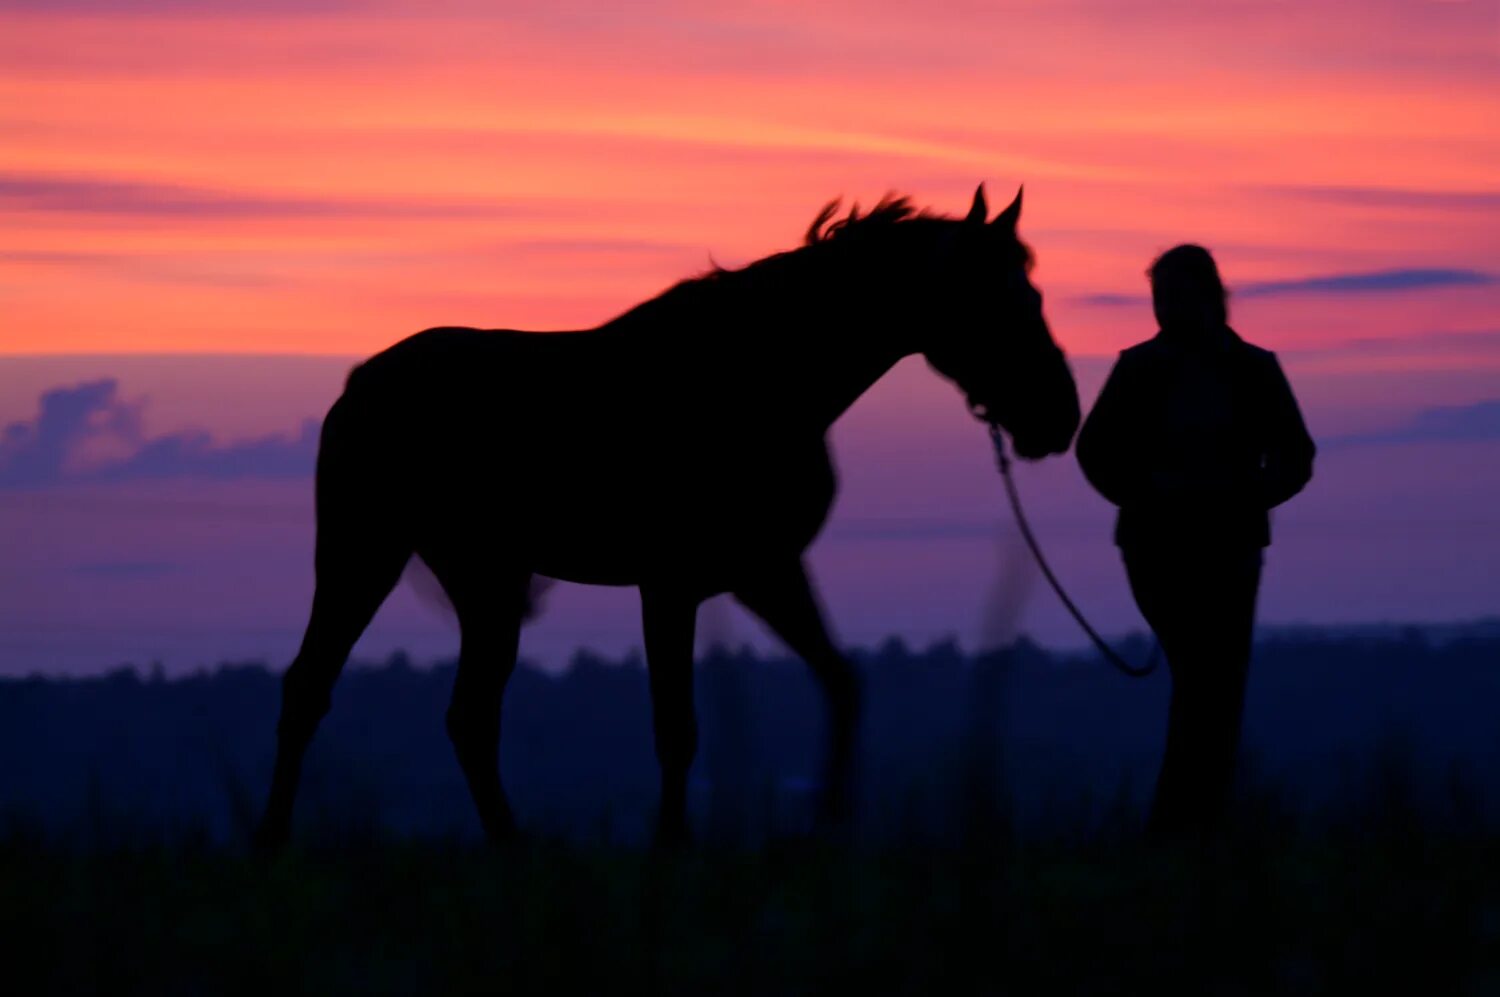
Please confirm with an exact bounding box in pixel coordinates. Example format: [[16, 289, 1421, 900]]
[[254, 184, 1081, 850]]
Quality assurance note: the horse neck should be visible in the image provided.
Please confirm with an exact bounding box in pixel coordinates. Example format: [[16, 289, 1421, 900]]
[[597, 236, 922, 432], [719, 243, 917, 432]]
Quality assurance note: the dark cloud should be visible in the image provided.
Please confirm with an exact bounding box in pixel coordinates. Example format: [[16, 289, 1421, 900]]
[[0, 250, 120, 265], [508, 238, 702, 256], [1239, 268, 1494, 298], [827, 518, 998, 541], [0, 380, 317, 489], [0, 172, 523, 221], [0, 380, 137, 487], [1282, 329, 1500, 359], [71, 560, 178, 579], [1263, 185, 1500, 211], [1327, 399, 1500, 447], [1077, 267, 1494, 306], [1073, 292, 1142, 307]]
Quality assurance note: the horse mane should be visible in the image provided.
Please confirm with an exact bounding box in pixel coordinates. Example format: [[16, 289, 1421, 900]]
[[800, 190, 1033, 268], [604, 191, 1028, 332], [668, 192, 935, 295], [802, 193, 933, 246]]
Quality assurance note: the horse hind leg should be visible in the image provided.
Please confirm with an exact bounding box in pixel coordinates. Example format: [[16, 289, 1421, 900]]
[[641, 584, 702, 850], [254, 513, 410, 852], [734, 560, 861, 832], [420, 545, 530, 843]]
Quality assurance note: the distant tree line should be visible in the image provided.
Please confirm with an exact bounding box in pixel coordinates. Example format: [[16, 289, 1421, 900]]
[[2, 627, 1498, 847]]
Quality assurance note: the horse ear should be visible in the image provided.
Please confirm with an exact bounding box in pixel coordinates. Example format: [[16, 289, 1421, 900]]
[[994, 185, 1023, 230], [965, 183, 988, 225]]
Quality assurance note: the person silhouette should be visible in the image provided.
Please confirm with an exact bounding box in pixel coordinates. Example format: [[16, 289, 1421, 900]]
[[1075, 244, 1315, 838]]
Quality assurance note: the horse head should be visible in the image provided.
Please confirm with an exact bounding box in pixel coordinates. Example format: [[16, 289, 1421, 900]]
[[920, 184, 1080, 460]]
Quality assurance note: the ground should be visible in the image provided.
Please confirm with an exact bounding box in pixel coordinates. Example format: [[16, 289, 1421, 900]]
[[4, 817, 1497, 996]]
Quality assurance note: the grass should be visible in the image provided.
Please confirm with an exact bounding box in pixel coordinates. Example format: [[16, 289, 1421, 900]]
[[4, 814, 1499, 996], [5, 647, 1499, 994]]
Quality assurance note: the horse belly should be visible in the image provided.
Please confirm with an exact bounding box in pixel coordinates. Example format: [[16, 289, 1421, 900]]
[[392, 367, 837, 588], [526, 494, 652, 586], [515, 463, 833, 590]]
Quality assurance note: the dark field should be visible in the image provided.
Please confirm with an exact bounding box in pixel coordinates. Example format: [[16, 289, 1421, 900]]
[[4, 820, 1500, 996], [4, 628, 1500, 994]]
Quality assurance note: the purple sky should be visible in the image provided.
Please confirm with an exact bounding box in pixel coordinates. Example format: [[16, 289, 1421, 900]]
[[4, 0, 1497, 675], [2, 350, 1496, 676]]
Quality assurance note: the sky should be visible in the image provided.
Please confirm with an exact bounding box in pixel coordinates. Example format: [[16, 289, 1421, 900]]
[[1, 0, 1497, 675]]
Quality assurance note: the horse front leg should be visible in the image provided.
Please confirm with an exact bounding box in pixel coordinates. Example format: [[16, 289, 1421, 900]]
[[641, 584, 701, 849], [734, 559, 862, 832]]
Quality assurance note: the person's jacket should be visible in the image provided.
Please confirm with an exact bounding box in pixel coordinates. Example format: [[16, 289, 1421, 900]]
[[1075, 324, 1315, 550]]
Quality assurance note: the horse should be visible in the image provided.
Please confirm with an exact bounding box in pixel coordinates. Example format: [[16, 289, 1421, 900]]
[[254, 184, 1081, 850]]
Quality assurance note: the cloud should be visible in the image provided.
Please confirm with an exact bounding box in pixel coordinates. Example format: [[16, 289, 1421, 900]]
[[0, 380, 318, 488], [1327, 399, 1500, 447], [1077, 268, 1495, 306], [0, 380, 137, 487], [827, 518, 999, 542], [70, 560, 177, 579], [0, 173, 523, 221], [508, 238, 703, 257], [0, 250, 119, 265], [1282, 329, 1500, 360], [1238, 269, 1495, 298], [1263, 185, 1500, 212], [1074, 292, 1141, 307]]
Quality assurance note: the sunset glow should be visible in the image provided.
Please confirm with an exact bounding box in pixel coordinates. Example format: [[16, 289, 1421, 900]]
[[4, 0, 1495, 358], [2, 1, 1498, 676]]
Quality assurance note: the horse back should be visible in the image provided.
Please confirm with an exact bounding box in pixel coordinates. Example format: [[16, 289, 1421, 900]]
[[321, 325, 839, 585]]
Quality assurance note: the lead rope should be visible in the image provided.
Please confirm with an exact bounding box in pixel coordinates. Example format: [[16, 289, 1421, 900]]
[[988, 425, 1161, 678]]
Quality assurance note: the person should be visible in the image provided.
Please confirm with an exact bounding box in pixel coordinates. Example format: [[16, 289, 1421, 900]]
[[1075, 244, 1315, 838]]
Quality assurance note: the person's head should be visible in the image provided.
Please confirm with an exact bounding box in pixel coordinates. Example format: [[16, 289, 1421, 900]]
[[1149, 244, 1227, 333]]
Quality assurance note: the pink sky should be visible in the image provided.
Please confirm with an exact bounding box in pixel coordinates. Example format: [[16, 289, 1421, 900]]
[[2, 0, 1495, 360], [2, 352, 1497, 676]]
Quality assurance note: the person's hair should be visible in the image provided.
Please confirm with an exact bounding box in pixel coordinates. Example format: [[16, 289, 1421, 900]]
[[1148, 243, 1228, 328]]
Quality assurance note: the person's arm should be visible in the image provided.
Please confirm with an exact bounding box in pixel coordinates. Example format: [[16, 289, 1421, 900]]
[[1258, 353, 1316, 508], [1075, 353, 1142, 508]]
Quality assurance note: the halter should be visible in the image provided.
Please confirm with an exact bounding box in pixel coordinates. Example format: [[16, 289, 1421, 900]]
[[987, 424, 1161, 678]]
